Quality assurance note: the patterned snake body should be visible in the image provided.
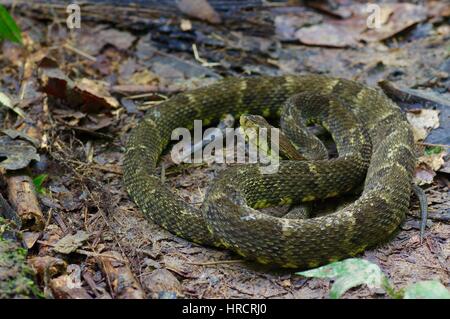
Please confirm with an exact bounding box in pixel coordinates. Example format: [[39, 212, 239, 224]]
[[124, 75, 415, 268]]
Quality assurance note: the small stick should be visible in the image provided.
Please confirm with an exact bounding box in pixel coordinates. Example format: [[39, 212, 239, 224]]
[[82, 272, 105, 298], [171, 114, 234, 165], [126, 93, 159, 100], [63, 43, 97, 62], [192, 44, 220, 68], [187, 259, 244, 266], [37, 240, 126, 261]]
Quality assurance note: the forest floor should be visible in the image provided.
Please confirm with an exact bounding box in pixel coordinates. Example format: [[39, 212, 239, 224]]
[[0, 0, 449, 299]]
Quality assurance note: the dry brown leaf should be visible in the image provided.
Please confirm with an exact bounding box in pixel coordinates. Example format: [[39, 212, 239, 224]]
[[0, 136, 39, 170], [177, 0, 221, 24], [128, 69, 159, 85], [39, 58, 119, 113], [98, 29, 136, 51], [22, 231, 41, 249], [142, 269, 182, 299], [76, 78, 119, 109], [406, 109, 440, 142], [361, 3, 428, 42], [414, 165, 436, 186], [274, 12, 323, 41], [53, 231, 89, 254], [29, 256, 67, 282], [50, 265, 92, 299], [295, 24, 358, 48], [418, 151, 447, 172]]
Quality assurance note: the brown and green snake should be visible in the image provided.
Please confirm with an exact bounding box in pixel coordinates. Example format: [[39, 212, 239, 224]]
[[123, 75, 416, 269]]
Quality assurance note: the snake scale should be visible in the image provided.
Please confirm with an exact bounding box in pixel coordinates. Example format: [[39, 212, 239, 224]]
[[123, 75, 415, 268]]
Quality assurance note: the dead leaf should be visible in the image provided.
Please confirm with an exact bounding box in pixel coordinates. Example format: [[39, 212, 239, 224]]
[[274, 12, 323, 41], [0, 92, 26, 118], [52, 108, 86, 127], [97, 29, 136, 51], [76, 78, 119, 109], [142, 269, 182, 299], [38, 57, 119, 113], [29, 256, 67, 282], [379, 80, 449, 145], [295, 24, 358, 48], [128, 69, 159, 85], [22, 231, 41, 249], [418, 151, 447, 172], [0, 135, 39, 170], [177, 0, 221, 24], [414, 164, 436, 185], [406, 109, 440, 142], [84, 114, 115, 131], [49, 265, 92, 299], [2, 129, 40, 148], [303, 0, 353, 19], [53, 231, 89, 254], [361, 4, 428, 42]]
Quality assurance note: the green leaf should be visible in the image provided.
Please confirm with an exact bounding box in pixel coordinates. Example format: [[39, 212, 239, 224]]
[[0, 4, 22, 44], [404, 281, 450, 299], [296, 258, 393, 299], [424, 146, 443, 156], [32, 174, 48, 195]]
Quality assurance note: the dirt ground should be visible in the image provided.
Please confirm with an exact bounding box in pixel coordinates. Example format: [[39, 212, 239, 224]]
[[0, 0, 449, 299]]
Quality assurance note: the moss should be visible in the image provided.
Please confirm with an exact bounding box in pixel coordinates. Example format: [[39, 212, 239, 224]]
[[0, 217, 42, 299]]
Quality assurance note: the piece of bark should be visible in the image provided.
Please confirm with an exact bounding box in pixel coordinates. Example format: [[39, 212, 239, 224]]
[[98, 251, 146, 299], [6, 173, 45, 230]]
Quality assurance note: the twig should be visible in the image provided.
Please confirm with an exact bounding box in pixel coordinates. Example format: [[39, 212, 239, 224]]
[[192, 44, 220, 68], [111, 84, 178, 95], [82, 272, 102, 298], [63, 43, 97, 62], [37, 240, 127, 261], [187, 259, 244, 266]]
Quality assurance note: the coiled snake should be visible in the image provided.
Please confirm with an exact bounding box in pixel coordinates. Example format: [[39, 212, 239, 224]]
[[123, 75, 415, 268]]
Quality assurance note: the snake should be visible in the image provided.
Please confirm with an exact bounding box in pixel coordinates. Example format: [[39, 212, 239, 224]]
[[123, 75, 416, 269]]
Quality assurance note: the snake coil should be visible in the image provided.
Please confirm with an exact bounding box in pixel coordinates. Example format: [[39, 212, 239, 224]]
[[124, 75, 415, 268]]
